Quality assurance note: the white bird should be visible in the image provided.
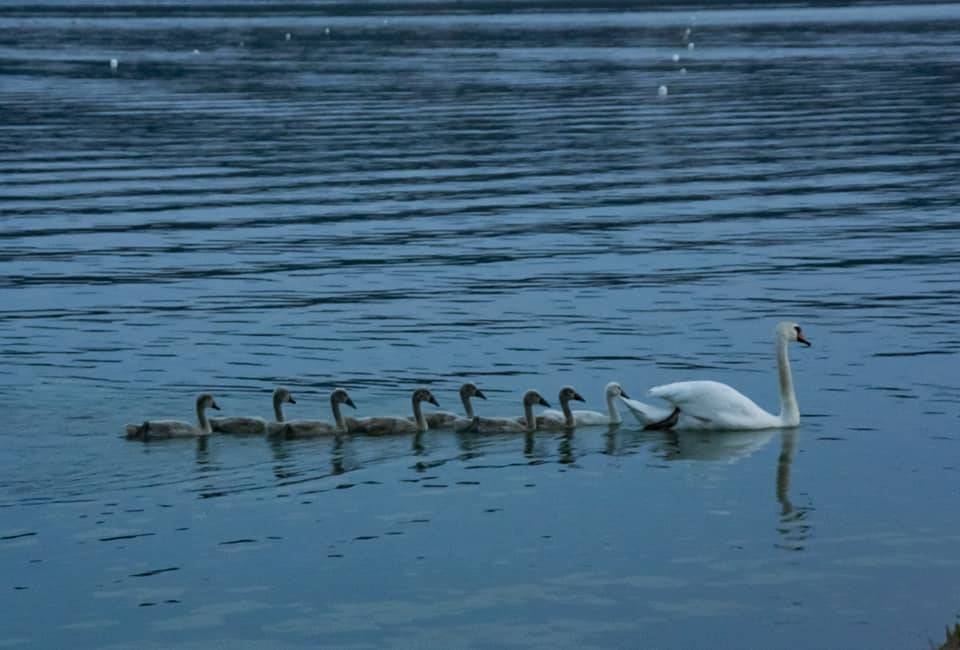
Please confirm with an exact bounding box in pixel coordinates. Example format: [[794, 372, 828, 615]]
[[658, 85, 669, 97], [541, 381, 628, 426], [211, 387, 296, 435], [350, 388, 439, 435], [125, 394, 220, 439], [279, 388, 356, 438], [461, 389, 550, 434], [530, 386, 586, 430], [415, 382, 486, 429], [109, 58, 118, 70], [620, 321, 812, 431]]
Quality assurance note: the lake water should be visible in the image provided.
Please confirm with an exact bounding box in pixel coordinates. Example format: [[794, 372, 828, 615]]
[[2, 1, 959, 647]]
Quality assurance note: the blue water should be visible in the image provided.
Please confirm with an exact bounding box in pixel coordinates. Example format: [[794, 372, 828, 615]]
[[2, 2, 959, 647]]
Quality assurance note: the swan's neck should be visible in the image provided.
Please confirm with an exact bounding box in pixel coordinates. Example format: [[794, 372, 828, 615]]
[[523, 400, 536, 429], [196, 402, 211, 434], [412, 397, 427, 431], [273, 394, 285, 422], [606, 393, 621, 424], [461, 393, 474, 419], [561, 397, 575, 427], [331, 396, 345, 431], [776, 336, 799, 426]]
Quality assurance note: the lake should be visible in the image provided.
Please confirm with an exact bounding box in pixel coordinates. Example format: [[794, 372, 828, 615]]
[[1, 1, 959, 647]]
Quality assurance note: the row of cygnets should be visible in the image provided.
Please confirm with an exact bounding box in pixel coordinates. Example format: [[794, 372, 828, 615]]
[[124, 382, 639, 440], [124, 321, 812, 440]]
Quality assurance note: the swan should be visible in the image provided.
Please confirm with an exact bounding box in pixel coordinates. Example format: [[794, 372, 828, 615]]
[[211, 387, 296, 435], [279, 388, 356, 438], [540, 381, 629, 426], [414, 382, 486, 429], [528, 386, 585, 429], [350, 388, 439, 436], [125, 394, 220, 440], [461, 389, 550, 434], [619, 321, 812, 431]]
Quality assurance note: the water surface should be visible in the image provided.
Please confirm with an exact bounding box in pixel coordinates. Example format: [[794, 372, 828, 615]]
[[2, 1, 959, 647]]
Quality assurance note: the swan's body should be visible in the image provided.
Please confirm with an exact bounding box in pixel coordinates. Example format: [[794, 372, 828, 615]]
[[280, 389, 356, 438], [125, 394, 220, 440], [462, 389, 550, 434], [352, 388, 439, 436], [211, 387, 295, 435], [621, 321, 811, 431], [414, 382, 485, 429], [541, 382, 627, 426], [526, 386, 585, 430]]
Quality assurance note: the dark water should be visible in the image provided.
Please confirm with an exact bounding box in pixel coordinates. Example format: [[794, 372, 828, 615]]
[[2, 1, 960, 647]]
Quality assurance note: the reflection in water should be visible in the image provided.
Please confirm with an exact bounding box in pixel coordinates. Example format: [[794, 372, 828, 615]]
[[557, 433, 576, 465], [775, 429, 813, 552]]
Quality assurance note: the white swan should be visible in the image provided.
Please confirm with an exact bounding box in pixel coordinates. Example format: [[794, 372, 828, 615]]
[[461, 389, 550, 434], [530, 386, 585, 429], [125, 394, 220, 439], [619, 321, 812, 431], [279, 388, 356, 438], [211, 387, 296, 435], [351, 388, 439, 435], [541, 381, 628, 426], [415, 382, 486, 429]]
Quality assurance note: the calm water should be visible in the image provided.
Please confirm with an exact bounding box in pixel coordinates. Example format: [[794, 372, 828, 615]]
[[2, 1, 959, 647]]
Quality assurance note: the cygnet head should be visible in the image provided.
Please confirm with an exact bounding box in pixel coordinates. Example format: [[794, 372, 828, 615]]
[[274, 387, 296, 404], [197, 393, 220, 411], [332, 388, 356, 409], [413, 388, 439, 407], [460, 382, 486, 400], [604, 382, 629, 399], [559, 386, 585, 404], [523, 389, 550, 408], [776, 321, 812, 347]]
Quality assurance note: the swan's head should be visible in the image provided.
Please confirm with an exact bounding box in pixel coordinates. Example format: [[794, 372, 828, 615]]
[[776, 321, 812, 347], [460, 382, 486, 400], [559, 386, 586, 404], [413, 388, 439, 407], [273, 387, 296, 404], [523, 389, 551, 408], [197, 393, 220, 411], [332, 388, 355, 409], [604, 381, 629, 399]]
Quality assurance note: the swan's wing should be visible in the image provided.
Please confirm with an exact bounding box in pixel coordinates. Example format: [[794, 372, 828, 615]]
[[211, 416, 267, 435], [570, 409, 612, 426], [618, 397, 675, 426], [648, 380, 775, 429], [415, 411, 458, 428], [464, 416, 524, 434], [142, 419, 199, 438], [281, 420, 336, 437], [539, 409, 567, 422], [355, 416, 416, 436]]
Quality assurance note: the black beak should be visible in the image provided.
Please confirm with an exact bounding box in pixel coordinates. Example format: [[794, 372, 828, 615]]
[[798, 333, 812, 347], [211, 402, 221, 411], [573, 392, 585, 403], [345, 397, 356, 409], [429, 396, 439, 407], [475, 389, 487, 400], [539, 398, 551, 408], [289, 397, 296, 404], [620, 389, 630, 399]]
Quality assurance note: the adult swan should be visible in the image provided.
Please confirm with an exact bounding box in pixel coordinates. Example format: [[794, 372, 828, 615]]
[[620, 321, 811, 431]]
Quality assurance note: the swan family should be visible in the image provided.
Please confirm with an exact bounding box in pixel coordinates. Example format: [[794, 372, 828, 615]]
[[124, 321, 812, 440]]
